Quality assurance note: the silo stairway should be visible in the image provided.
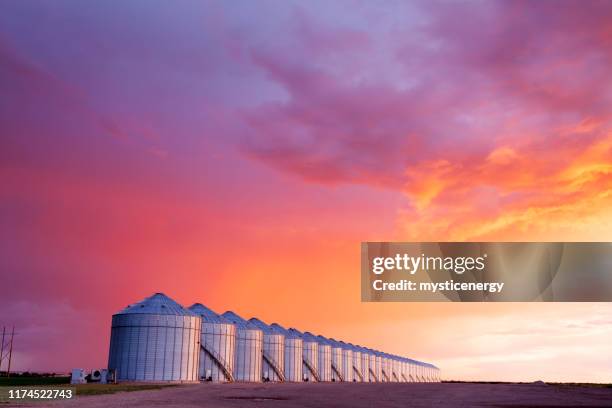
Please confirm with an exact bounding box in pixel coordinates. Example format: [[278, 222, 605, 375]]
[[201, 345, 234, 382], [263, 351, 286, 382], [331, 364, 344, 382], [303, 358, 320, 382], [369, 368, 378, 382], [353, 366, 364, 382]]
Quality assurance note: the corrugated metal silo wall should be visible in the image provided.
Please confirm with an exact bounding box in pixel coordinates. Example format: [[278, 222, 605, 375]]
[[302, 341, 319, 381], [233, 328, 263, 382], [262, 333, 284, 382], [199, 321, 235, 382], [352, 350, 362, 382], [108, 313, 200, 382], [284, 338, 303, 382], [317, 344, 332, 381], [367, 353, 377, 382], [360, 350, 370, 382], [331, 346, 343, 381], [341, 349, 353, 382]]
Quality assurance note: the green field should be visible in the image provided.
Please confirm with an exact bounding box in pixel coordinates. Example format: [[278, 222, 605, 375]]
[[0, 377, 70, 386], [0, 377, 178, 396]]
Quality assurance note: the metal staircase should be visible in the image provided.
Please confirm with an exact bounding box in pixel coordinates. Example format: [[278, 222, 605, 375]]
[[201, 344, 234, 382], [381, 369, 390, 382], [353, 366, 364, 382], [392, 372, 399, 382], [262, 351, 286, 381], [401, 373, 409, 382], [303, 358, 320, 382], [331, 363, 344, 382], [368, 368, 378, 382]]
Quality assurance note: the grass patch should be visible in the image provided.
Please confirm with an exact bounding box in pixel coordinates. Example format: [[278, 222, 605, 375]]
[[0, 377, 70, 386], [75, 383, 179, 396]]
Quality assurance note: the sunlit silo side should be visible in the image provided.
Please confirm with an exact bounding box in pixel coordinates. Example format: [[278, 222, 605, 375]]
[[289, 328, 319, 382], [400, 357, 409, 382], [221, 311, 262, 382], [108, 293, 200, 383], [391, 355, 401, 382], [269, 323, 303, 382], [374, 351, 389, 382], [249, 318, 285, 382], [355, 346, 371, 382], [348, 344, 363, 382], [188, 303, 235, 382], [317, 335, 344, 382], [364, 348, 379, 382], [332, 340, 353, 382], [305, 332, 332, 382]]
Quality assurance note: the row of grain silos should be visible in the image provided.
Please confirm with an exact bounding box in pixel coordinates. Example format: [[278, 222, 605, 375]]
[[107, 293, 441, 383]]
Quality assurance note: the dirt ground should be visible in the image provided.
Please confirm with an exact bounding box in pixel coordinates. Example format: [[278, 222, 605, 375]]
[[10, 382, 612, 408]]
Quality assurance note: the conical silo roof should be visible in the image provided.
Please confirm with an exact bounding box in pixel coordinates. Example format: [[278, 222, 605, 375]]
[[303, 331, 323, 343], [115, 293, 195, 316], [188, 303, 229, 323], [249, 317, 276, 334], [221, 311, 258, 329], [270, 323, 300, 338]]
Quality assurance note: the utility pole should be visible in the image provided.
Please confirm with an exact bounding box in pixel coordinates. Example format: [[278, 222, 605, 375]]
[[7, 327, 14, 378], [0, 326, 4, 375]]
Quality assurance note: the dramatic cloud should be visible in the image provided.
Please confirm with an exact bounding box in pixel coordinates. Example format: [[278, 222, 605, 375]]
[[0, 0, 610, 382]]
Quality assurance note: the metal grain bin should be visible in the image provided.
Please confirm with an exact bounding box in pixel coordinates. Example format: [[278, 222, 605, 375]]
[[390, 355, 401, 382], [400, 357, 409, 382], [270, 323, 303, 382], [354, 345, 370, 382], [374, 350, 388, 381], [317, 335, 344, 382], [189, 303, 235, 382], [363, 347, 379, 382], [249, 318, 285, 382], [305, 332, 332, 382], [221, 311, 263, 382], [347, 343, 363, 382], [288, 328, 319, 382], [331, 339, 353, 382], [108, 293, 200, 383]]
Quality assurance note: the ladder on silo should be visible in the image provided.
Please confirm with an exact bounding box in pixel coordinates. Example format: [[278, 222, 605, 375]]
[[262, 351, 286, 382], [368, 368, 378, 382], [303, 358, 320, 382], [201, 345, 234, 382], [353, 366, 364, 382], [331, 364, 344, 382]]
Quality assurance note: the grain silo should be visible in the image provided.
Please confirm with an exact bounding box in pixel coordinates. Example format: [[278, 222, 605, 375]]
[[391, 355, 401, 382], [317, 335, 344, 382], [355, 345, 371, 382], [221, 311, 263, 382], [108, 293, 200, 383], [269, 323, 303, 382], [374, 350, 389, 381], [348, 343, 363, 382], [188, 303, 235, 382], [363, 347, 379, 382], [408, 359, 417, 382], [289, 328, 319, 381], [249, 318, 285, 382], [305, 332, 332, 382], [400, 357, 409, 382], [331, 339, 353, 382]]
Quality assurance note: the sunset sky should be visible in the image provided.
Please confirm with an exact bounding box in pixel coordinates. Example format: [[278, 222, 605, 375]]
[[1, 1, 611, 382]]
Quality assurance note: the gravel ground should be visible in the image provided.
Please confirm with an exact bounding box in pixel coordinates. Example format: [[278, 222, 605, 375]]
[[9, 382, 612, 408]]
